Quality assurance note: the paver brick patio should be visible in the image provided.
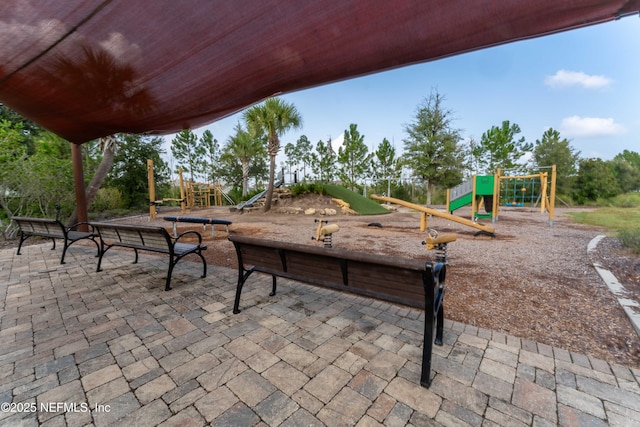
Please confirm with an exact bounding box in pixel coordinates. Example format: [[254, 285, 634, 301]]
[[1, 243, 639, 426]]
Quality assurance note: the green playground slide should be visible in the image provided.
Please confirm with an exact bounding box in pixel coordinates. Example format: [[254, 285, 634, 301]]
[[448, 192, 472, 213]]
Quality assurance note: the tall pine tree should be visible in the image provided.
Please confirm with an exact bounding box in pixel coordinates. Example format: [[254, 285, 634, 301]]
[[171, 129, 204, 181], [337, 124, 370, 191], [402, 90, 465, 205]]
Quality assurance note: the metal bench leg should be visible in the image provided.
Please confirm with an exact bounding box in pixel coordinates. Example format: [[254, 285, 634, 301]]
[[270, 276, 277, 296], [96, 245, 108, 272], [16, 232, 29, 256], [435, 298, 444, 346], [165, 262, 175, 291], [420, 328, 434, 387], [420, 263, 438, 388], [60, 237, 70, 264], [233, 267, 255, 314]]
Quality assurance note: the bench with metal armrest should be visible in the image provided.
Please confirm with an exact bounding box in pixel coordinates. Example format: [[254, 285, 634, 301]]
[[11, 216, 99, 264], [91, 222, 207, 291], [228, 234, 447, 388]]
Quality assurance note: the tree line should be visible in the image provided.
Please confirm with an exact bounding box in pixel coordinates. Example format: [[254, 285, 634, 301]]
[[171, 89, 639, 207], [1, 88, 639, 231]]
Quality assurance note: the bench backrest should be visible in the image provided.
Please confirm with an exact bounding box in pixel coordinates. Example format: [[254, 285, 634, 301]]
[[92, 222, 172, 252], [229, 235, 438, 309], [12, 217, 65, 239]]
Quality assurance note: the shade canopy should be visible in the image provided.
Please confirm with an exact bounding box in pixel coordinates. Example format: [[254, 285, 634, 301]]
[[1, 0, 638, 144]]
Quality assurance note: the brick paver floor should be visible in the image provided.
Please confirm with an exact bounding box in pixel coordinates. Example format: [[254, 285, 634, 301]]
[[0, 243, 639, 426]]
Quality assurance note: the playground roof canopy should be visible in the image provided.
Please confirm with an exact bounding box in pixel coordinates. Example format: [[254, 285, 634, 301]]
[[1, 0, 639, 143]]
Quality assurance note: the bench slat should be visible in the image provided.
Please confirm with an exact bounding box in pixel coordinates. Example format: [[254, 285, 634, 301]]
[[284, 252, 347, 285], [238, 245, 284, 272], [348, 263, 426, 308]]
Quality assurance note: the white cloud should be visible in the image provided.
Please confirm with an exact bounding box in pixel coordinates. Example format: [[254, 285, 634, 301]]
[[545, 70, 612, 89], [560, 115, 626, 138]]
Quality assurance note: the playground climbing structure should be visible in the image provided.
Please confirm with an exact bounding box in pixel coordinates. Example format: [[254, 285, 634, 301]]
[[446, 165, 557, 226], [446, 175, 495, 220], [147, 159, 233, 220]]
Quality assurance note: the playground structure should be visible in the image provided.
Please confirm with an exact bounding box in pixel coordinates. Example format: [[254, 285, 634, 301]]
[[446, 165, 557, 226], [236, 169, 285, 211], [185, 181, 226, 210], [370, 194, 495, 236], [311, 218, 340, 248], [147, 159, 233, 220]]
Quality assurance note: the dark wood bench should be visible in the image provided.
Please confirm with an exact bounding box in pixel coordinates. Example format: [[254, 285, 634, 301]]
[[91, 222, 207, 291], [163, 216, 232, 238], [11, 216, 99, 264], [228, 235, 446, 388]]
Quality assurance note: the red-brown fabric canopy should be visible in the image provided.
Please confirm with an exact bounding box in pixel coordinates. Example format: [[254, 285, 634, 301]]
[[1, 0, 638, 144]]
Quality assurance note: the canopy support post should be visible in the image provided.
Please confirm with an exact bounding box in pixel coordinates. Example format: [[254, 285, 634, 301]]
[[71, 143, 89, 230]]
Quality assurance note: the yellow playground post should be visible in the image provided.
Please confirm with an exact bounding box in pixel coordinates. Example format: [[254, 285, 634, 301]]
[[147, 159, 186, 220]]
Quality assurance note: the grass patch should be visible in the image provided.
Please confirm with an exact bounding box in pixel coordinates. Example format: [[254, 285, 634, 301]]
[[321, 184, 389, 215], [568, 194, 640, 253], [567, 207, 640, 232]]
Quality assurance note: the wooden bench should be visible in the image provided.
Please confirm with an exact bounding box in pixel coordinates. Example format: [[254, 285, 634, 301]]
[[11, 216, 99, 264], [228, 235, 446, 388], [163, 216, 232, 238], [91, 222, 207, 291]]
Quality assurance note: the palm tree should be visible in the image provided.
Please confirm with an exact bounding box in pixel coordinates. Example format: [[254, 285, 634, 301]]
[[225, 123, 265, 197], [244, 98, 302, 212]]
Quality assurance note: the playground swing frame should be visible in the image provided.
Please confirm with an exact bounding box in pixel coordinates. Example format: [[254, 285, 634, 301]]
[[491, 165, 557, 226]]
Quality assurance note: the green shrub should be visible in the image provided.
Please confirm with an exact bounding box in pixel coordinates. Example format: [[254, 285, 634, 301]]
[[609, 193, 640, 208], [90, 188, 125, 212], [288, 183, 326, 196], [618, 228, 640, 254]]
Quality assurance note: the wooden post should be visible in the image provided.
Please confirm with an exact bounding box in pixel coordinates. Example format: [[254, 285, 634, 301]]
[[178, 168, 186, 214], [549, 165, 557, 226], [540, 172, 548, 213], [147, 159, 156, 220], [446, 188, 450, 213], [420, 212, 427, 232], [471, 175, 478, 219], [492, 168, 500, 222]]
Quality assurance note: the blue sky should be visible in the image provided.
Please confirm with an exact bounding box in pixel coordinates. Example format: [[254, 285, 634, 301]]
[[164, 16, 639, 168]]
